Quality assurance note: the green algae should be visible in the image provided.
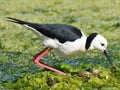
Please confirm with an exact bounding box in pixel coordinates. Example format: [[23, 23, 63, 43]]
[[0, 0, 120, 89]]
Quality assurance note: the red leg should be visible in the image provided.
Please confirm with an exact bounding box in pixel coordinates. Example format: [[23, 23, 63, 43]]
[[32, 47, 66, 76]]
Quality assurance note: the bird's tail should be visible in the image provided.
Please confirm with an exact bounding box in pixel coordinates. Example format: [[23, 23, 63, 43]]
[[7, 17, 30, 25], [7, 17, 43, 37]]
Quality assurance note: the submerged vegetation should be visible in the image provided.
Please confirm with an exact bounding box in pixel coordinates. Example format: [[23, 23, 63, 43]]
[[0, 0, 120, 89]]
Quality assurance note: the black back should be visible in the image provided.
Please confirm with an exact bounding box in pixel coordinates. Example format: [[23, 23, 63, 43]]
[[30, 24, 83, 43], [7, 17, 83, 43]]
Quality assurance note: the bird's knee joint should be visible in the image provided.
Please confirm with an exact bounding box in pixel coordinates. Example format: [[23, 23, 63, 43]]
[[34, 60, 39, 65]]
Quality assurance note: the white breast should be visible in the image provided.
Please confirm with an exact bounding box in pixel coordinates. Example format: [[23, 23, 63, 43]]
[[54, 36, 87, 56]]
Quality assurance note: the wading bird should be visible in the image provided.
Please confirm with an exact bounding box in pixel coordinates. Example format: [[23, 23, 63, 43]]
[[7, 17, 115, 76]]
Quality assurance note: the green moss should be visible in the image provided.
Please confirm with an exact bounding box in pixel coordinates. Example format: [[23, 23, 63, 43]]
[[0, 0, 120, 89]]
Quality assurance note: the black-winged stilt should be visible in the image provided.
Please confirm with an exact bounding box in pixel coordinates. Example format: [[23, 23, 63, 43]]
[[7, 17, 115, 75]]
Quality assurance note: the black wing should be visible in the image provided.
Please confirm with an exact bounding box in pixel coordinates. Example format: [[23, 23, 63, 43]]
[[7, 17, 83, 43]]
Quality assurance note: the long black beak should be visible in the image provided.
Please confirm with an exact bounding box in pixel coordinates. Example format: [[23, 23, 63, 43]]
[[104, 50, 113, 66], [104, 50, 116, 72]]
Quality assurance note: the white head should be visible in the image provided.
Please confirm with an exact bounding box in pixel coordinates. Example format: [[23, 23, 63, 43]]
[[92, 34, 107, 51], [86, 33, 107, 52]]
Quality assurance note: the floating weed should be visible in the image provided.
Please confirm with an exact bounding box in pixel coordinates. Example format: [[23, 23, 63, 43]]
[[0, 0, 120, 89], [1, 67, 120, 90], [46, 76, 60, 86]]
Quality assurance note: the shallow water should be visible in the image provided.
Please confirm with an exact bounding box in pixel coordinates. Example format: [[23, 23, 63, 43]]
[[0, 58, 96, 83]]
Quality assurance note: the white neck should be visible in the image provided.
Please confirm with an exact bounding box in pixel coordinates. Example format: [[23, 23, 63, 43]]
[[86, 42, 95, 51]]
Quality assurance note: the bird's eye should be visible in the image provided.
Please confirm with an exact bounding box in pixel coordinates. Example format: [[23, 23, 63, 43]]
[[101, 43, 104, 46]]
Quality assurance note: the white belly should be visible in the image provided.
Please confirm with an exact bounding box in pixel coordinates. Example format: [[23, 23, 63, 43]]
[[42, 36, 87, 55], [54, 37, 87, 56]]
